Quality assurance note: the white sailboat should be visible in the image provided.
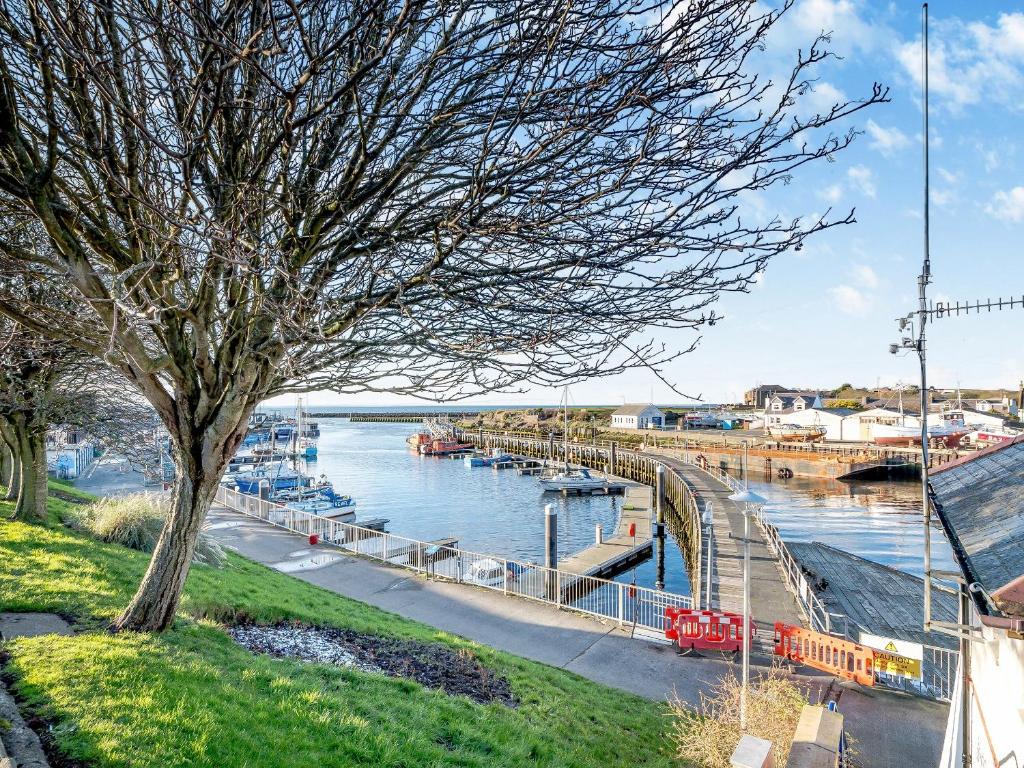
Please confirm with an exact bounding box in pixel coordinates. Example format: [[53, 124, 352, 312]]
[[538, 387, 608, 492]]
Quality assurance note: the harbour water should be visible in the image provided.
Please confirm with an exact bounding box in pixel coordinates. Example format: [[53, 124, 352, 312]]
[[295, 418, 956, 597]]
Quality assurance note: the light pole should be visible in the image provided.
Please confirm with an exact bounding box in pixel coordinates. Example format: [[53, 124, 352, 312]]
[[702, 503, 713, 610], [728, 487, 766, 732]]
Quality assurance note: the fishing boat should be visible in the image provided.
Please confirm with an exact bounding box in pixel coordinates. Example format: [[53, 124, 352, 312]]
[[231, 463, 304, 494], [407, 432, 431, 450], [420, 438, 474, 456], [538, 387, 609, 492], [871, 390, 969, 447], [285, 490, 356, 519], [766, 423, 827, 443]]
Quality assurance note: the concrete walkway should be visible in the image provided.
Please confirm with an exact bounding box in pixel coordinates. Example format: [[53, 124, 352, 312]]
[[204, 506, 947, 768], [657, 455, 804, 627]]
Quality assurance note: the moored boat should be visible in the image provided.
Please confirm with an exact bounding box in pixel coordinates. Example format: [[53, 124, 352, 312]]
[[539, 466, 608, 492], [767, 423, 827, 442], [420, 438, 474, 455]]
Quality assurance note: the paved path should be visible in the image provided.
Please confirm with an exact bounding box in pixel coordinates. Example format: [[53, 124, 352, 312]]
[[204, 506, 947, 768], [75, 454, 149, 497], [657, 455, 803, 627]]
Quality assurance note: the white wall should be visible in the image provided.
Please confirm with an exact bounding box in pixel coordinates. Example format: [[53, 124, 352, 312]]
[[767, 408, 851, 441], [943, 620, 1024, 768]]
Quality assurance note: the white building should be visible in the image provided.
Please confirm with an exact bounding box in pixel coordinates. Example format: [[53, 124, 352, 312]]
[[45, 428, 96, 479], [764, 392, 823, 414], [930, 438, 1024, 768], [763, 406, 858, 441], [610, 404, 664, 430]]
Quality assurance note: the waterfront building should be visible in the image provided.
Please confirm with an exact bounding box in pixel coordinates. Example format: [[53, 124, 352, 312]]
[[45, 428, 96, 479], [610, 403, 664, 430], [929, 436, 1024, 768]]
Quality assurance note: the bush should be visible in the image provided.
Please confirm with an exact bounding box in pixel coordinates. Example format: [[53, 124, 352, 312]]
[[669, 665, 810, 767], [66, 494, 225, 567]]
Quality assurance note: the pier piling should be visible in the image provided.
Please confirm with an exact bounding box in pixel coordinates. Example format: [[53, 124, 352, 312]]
[[544, 504, 558, 600]]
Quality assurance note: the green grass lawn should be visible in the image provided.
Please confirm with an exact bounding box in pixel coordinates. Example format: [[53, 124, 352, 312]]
[[0, 484, 678, 768]]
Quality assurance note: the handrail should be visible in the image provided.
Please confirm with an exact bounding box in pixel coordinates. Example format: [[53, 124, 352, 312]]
[[456, 427, 709, 605], [214, 485, 693, 637]]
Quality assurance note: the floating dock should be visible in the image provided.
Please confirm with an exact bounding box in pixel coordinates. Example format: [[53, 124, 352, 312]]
[[558, 485, 654, 581]]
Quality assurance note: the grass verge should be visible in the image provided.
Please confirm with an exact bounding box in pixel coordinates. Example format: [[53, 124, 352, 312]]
[[1, 484, 676, 768]]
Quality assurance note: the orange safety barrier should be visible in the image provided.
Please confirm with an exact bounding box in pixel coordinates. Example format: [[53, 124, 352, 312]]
[[665, 608, 755, 653], [773, 623, 875, 687]]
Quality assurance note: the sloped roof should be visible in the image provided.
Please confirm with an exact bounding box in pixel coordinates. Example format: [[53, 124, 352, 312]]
[[612, 403, 662, 417], [929, 436, 1024, 618]]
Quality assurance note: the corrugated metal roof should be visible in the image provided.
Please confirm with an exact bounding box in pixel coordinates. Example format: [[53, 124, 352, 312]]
[[929, 436, 1024, 617]]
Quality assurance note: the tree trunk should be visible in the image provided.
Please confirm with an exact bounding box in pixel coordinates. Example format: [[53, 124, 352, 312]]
[[0, 440, 10, 490], [112, 410, 248, 633], [12, 423, 48, 521], [0, 421, 20, 502]]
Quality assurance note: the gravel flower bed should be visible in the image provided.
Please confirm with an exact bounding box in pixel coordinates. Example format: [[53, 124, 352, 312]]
[[229, 624, 518, 707]]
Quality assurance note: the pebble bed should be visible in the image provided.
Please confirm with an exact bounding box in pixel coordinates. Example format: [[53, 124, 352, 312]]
[[229, 624, 518, 707]]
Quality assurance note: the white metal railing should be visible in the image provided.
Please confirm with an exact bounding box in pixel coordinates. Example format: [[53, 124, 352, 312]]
[[214, 486, 693, 635], [489, 433, 962, 702]]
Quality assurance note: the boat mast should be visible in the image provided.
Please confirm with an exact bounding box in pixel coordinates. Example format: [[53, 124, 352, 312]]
[[563, 386, 569, 471]]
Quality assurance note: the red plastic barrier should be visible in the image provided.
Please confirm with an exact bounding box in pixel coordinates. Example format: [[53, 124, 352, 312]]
[[664, 607, 755, 653], [773, 622, 874, 686]]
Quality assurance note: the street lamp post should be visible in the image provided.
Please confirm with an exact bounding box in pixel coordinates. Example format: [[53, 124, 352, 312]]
[[728, 486, 766, 733]]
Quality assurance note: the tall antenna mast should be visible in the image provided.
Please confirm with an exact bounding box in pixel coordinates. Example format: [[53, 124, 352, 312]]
[[919, 2, 933, 631]]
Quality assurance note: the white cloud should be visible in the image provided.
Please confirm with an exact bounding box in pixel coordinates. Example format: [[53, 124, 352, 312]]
[[930, 188, 956, 207], [847, 165, 876, 198], [818, 184, 844, 203], [937, 167, 959, 185], [829, 284, 872, 316], [865, 119, 910, 155], [897, 14, 1024, 112], [852, 264, 879, 289], [985, 187, 1024, 222], [968, 13, 1024, 59], [787, 0, 879, 54]]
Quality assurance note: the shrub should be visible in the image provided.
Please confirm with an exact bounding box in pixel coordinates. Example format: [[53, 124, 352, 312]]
[[669, 665, 810, 767], [66, 494, 226, 567]]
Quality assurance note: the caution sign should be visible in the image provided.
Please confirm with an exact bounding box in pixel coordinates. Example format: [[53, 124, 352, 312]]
[[859, 632, 923, 680]]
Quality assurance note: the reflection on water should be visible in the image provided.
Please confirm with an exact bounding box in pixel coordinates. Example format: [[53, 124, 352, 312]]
[[303, 419, 953, 598], [748, 476, 956, 577]]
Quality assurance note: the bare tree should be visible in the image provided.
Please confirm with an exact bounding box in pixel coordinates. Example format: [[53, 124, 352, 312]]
[[0, 307, 89, 519], [0, 0, 885, 630]]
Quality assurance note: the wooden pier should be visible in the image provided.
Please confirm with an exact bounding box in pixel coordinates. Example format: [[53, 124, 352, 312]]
[[558, 485, 654, 581]]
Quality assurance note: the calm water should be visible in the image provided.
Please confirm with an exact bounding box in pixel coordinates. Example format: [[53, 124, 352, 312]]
[[299, 419, 953, 595]]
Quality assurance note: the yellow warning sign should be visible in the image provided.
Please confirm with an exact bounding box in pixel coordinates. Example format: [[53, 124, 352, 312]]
[[873, 650, 922, 680], [884, 641, 898, 652]]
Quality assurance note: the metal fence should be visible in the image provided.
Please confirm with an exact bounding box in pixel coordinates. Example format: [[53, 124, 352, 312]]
[[214, 486, 693, 635]]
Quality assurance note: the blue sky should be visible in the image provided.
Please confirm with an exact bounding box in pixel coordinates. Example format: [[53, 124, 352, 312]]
[[273, 1, 1024, 408]]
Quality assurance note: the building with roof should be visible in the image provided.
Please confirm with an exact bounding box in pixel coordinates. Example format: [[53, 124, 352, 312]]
[[744, 384, 789, 409], [764, 391, 823, 414], [929, 437, 1024, 768], [763, 406, 858, 441], [610, 404, 664, 430]]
